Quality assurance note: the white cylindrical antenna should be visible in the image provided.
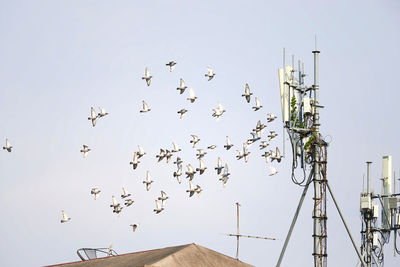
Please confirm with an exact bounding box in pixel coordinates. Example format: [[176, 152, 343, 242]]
[[283, 48, 286, 158], [366, 162, 372, 194]]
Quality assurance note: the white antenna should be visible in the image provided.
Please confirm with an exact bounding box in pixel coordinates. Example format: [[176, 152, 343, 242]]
[[223, 202, 276, 260]]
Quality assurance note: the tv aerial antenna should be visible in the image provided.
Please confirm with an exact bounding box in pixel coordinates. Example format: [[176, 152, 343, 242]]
[[223, 202, 277, 260]]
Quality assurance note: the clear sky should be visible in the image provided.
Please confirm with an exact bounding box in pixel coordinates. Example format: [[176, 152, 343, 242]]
[[0, 1, 399, 266]]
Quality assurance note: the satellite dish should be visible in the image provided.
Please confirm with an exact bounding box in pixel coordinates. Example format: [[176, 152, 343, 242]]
[[77, 247, 118, 261]]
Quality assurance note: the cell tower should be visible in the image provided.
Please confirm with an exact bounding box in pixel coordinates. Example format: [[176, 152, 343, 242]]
[[276, 46, 366, 267], [358, 156, 400, 266]]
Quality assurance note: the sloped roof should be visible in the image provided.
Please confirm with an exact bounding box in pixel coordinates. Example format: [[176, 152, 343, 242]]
[[45, 243, 254, 267]]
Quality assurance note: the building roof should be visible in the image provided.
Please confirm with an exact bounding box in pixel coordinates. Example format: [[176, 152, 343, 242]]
[[45, 243, 254, 267]]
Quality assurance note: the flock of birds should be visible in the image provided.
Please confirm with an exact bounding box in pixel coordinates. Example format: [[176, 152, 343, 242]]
[[2, 61, 283, 234]]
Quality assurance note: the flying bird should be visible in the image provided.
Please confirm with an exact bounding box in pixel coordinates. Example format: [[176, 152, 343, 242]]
[[121, 187, 131, 199], [130, 224, 138, 232], [88, 107, 97, 127], [90, 188, 101, 200], [243, 143, 251, 163], [268, 131, 278, 141], [98, 107, 108, 118], [166, 61, 177, 72], [177, 109, 188, 119], [142, 67, 152, 86], [212, 103, 225, 119], [219, 163, 230, 187], [262, 151, 271, 163], [143, 171, 154, 191], [207, 145, 217, 150], [205, 67, 215, 81], [185, 164, 196, 180], [158, 191, 169, 207], [196, 149, 207, 159], [254, 120, 266, 132], [247, 131, 261, 144], [2, 139, 12, 152], [267, 113, 277, 122], [195, 185, 202, 197], [80, 145, 91, 158], [137, 145, 146, 158], [153, 200, 164, 214], [173, 157, 183, 167], [187, 88, 197, 103], [215, 157, 224, 175], [252, 97, 262, 111], [165, 150, 173, 163], [140, 100, 151, 113], [173, 165, 183, 184], [110, 195, 120, 208], [186, 180, 196, 197], [156, 149, 166, 162], [60, 210, 71, 223], [259, 141, 269, 150], [113, 205, 123, 215], [271, 147, 282, 163], [242, 83, 253, 103], [177, 78, 187, 94], [269, 165, 278, 176], [172, 142, 181, 153], [224, 136, 234, 150], [196, 159, 207, 175], [124, 199, 134, 207], [190, 135, 200, 148], [130, 152, 140, 169]]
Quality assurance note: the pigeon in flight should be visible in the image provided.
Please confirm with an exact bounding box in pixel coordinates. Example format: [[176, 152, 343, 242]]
[[212, 103, 225, 119], [224, 136, 234, 150], [98, 107, 108, 118], [177, 109, 188, 119], [173, 157, 183, 167], [172, 142, 181, 153], [113, 205, 123, 215], [90, 188, 101, 200], [153, 200, 164, 214], [173, 164, 183, 184], [195, 185, 202, 197], [259, 141, 269, 150], [215, 157, 224, 175], [243, 143, 251, 163], [177, 78, 187, 94], [253, 120, 266, 132], [196, 149, 207, 159], [219, 163, 230, 187], [166, 61, 177, 72], [271, 147, 282, 163], [158, 191, 169, 207], [165, 150, 173, 163], [156, 149, 166, 162], [267, 113, 277, 122], [110, 195, 120, 208], [60, 210, 71, 223], [142, 67, 152, 86], [205, 67, 215, 81], [187, 88, 197, 103], [269, 165, 278, 176], [143, 171, 154, 191], [196, 159, 207, 175], [121, 187, 131, 199], [247, 131, 261, 144], [140, 100, 151, 113], [130, 152, 140, 169], [186, 180, 196, 197], [137, 145, 146, 158], [268, 131, 278, 141], [124, 199, 134, 207], [190, 135, 200, 148], [207, 145, 217, 150], [80, 145, 91, 158], [236, 149, 244, 160], [242, 83, 252, 103], [262, 151, 271, 163], [88, 107, 97, 127], [185, 164, 196, 180], [252, 97, 263, 111], [2, 139, 12, 152], [130, 224, 138, 232]]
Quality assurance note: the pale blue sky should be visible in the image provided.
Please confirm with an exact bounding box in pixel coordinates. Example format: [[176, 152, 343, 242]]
[[0, 1, 399, 266]]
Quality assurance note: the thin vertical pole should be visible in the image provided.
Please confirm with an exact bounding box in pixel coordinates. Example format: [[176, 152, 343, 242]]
[[236, 202, 240, 260], [366, 162, 372, 267], [283, 48, 286, 158]]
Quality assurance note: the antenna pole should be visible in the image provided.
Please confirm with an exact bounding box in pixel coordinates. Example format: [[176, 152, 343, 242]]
[[236, 202, 240, 260], [283, 48, 286, 158]]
